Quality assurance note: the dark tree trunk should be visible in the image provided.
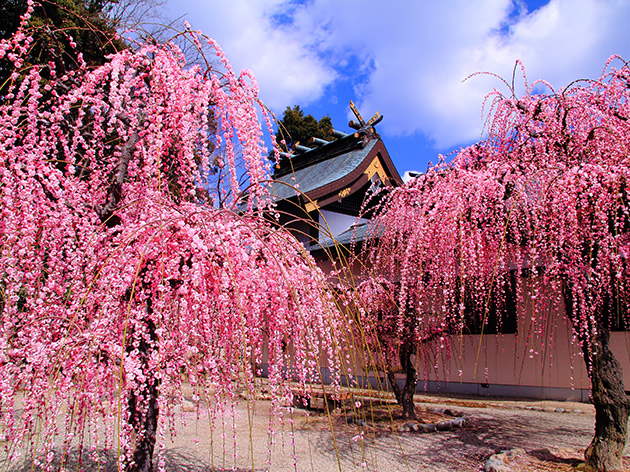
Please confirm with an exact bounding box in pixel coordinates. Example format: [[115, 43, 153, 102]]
[[564, 286, 630, 471], [387, 340, 417, 420], [582, 328, 630, 472], [125, 300, 159, 472], [127, 374, 159, 472]]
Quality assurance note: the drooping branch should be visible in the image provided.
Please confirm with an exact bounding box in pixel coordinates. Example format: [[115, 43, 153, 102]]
[[98, 128, 140, 226], [362, 56, 630, 471], [0, 21, 348, 471]]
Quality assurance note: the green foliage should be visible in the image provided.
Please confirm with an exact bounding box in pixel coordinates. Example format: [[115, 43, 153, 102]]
[[275, 105, 333, 150], [0, 0, 126, 88]]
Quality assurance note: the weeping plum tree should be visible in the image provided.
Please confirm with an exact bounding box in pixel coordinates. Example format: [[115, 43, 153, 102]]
[[356, 278, 460, 419], [0, 7, 345, 472], [355, 163, 513, 419], [362, 59, 630, 471]]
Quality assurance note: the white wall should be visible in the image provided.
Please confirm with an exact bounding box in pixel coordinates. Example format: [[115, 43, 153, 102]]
[[318, 209, 368, 241]]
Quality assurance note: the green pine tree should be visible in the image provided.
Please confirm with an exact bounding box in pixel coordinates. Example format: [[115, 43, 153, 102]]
[[275, 105, 333, 150], [0, 0, 126, 91]]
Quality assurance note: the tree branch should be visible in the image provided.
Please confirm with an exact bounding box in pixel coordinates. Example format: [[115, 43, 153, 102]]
[[98, 128, 140, 226]]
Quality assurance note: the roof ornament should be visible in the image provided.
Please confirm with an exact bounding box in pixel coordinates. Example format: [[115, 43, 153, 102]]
[[292, 143, 312, 153], [275, 101, 384, 168], [348, 100, 383, 139], [308, 137, 330, 147]]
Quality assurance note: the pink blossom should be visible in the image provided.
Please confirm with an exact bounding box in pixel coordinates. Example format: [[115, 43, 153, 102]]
[[0, 22, 346, 468]]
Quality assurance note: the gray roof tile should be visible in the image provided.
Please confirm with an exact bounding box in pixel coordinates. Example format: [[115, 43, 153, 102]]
[[271, 140, 377, 201]]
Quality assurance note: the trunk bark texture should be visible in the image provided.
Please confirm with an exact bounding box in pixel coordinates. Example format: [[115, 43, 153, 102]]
[[126, 301, 159, 472], [387, 341, 417, 420], [583, 329, 630, 472], [564, 285, 630, 471], [127, 376, 159, 472]]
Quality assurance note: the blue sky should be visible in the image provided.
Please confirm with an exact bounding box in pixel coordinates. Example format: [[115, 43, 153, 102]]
[[164, 0, 630, 174]]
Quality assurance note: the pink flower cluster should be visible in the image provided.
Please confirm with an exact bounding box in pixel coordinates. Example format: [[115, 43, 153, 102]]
[[362, 56, 630, 363], [0, 23, 344, 469]]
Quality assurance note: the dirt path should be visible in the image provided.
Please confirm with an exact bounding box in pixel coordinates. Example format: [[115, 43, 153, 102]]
[[4, 393, 629, 472]]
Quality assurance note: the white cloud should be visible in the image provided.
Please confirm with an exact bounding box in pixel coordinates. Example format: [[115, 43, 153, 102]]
[[166, 0, 337, 110], [294, 0, 630, 147], [167, 0, 630, 147]]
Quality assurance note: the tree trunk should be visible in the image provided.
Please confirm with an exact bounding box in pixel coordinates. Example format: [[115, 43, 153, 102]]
[[582, 328, 630, 472], [127, 374, 159, 472], [564, 284, 630, 471], [387, 341, 417, 420], [126, 301, 159, 472]]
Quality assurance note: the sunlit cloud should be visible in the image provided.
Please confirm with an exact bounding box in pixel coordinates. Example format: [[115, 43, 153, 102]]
[[168, 0, 337, 110], [169, 0, 630, 148]]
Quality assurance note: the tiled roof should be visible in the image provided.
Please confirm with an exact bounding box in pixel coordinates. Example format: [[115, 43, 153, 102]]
[[271, 139, 377, 201]]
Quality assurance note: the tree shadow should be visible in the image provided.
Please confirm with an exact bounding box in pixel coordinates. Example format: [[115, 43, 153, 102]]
[[4, 408, 596, 471], [7, 447, 266, 472], [8, 448, 119, 472], [529, 448, 582, 467], [302, 407, 594, 471]]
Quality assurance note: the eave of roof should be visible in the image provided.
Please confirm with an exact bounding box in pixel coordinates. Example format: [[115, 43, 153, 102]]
[[271, 138, 402, 205], [306, 221, 371, 253]]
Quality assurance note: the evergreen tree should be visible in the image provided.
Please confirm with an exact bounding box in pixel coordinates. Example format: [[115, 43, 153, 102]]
[[275, 105, 333, 150], [0, 0, 126, 90]]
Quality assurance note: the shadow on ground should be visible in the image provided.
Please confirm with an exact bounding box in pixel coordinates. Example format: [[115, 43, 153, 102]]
[[529, 448, 582, 468], [304, 406, 593, 471], [2, 404, 599, 472], [6, 447, 266, 472]]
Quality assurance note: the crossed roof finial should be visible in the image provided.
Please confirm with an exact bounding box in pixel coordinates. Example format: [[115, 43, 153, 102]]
[[349, 100, 383, 133]]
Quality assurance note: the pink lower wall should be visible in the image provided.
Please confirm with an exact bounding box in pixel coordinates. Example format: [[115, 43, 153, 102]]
[[360, 281, 630, 400], [260, 255, 630, 401]]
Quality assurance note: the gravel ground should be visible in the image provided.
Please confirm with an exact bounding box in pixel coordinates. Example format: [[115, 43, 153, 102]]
[[3, 391, 628, 472]]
